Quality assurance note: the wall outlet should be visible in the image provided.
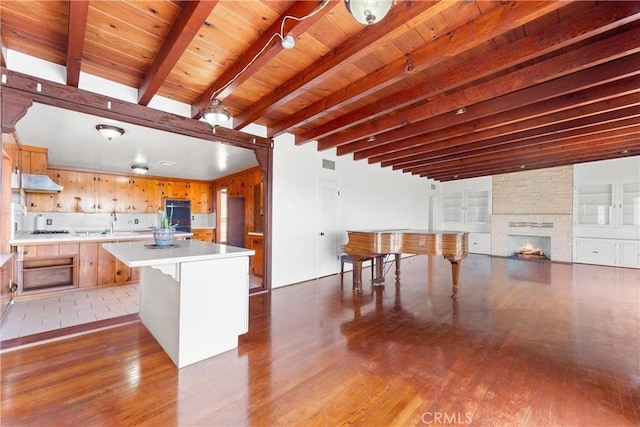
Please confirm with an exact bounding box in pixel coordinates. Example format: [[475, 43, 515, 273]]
[[134, 219, 139, 224], [46, 219, 52, 225]]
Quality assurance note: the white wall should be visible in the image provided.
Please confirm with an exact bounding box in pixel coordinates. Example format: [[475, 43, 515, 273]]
[[271, 133, 435, 288]]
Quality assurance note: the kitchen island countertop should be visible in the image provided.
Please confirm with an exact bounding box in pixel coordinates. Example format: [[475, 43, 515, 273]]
[[102, 239, 254, 268]]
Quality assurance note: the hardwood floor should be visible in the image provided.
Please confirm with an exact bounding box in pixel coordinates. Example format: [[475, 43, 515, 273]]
[[1, 255, 638, 426]]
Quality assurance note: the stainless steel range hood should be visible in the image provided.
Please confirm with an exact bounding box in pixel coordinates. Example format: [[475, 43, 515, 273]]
[[19, 173, 64, 193]]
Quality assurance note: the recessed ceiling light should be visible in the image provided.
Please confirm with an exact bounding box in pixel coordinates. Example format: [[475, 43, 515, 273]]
[[367, 135, 376, 142], [454, 107, 467, 115], [159, 160, 176, 166], [520, 165, 526, 169], [620, 149, 629, 154]]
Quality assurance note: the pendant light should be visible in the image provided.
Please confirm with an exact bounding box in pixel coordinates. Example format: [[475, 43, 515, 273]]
[[344, 0, 394, 25], [202, 99, 232, 126]]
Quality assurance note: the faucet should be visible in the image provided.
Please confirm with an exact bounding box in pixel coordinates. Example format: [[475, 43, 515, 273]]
[[109, 212, 117, 233]]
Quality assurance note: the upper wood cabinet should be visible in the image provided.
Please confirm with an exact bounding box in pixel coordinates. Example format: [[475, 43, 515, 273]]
[[26, 168, 215, 215], [20, 145, 47, 174]]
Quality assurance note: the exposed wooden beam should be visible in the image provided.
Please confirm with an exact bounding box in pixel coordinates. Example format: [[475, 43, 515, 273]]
[[231, 0, 441, 130], [290, 0, 591, 143], [325, 28, 640, 151], [0, 68, 271, 150], [423, 143, 640, 181], [0, 33, 7, 68], [66, 0, 89, 87], [304, 1, 640, 148], [361, 77, 640, 163], [191, 1, 331, 119], [385, 107, 640, 171], [405, 130, 640, 176], [138, 0, 218, 105]]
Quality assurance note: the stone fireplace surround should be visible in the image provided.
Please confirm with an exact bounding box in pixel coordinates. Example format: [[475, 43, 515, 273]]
[[490, 166, 574, 263], [492, 215, 573, 262]]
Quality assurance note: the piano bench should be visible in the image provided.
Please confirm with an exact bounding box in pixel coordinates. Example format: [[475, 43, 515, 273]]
[[340, 254, 374, 285]]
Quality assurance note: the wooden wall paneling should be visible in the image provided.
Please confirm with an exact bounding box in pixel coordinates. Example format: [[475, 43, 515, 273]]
[[1, 149, 11, 253]]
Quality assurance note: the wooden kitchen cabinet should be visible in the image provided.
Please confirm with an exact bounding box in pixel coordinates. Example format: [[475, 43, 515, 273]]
[[248, 234, 263, 276], [191, 182, 213, 213], [192, 228, 214, 242], [78, 242, 99, 287], [20, 145, 47, 174]]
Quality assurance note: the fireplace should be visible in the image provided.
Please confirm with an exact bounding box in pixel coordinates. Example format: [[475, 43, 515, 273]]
[[507, 235, 551, 260]]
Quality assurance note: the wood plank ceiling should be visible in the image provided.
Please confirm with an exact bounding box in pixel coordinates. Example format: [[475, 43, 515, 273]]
[[1, 0, 639, 181]]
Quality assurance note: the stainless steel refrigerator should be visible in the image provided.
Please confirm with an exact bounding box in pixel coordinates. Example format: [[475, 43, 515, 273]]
[[163, 199, 191, 233]]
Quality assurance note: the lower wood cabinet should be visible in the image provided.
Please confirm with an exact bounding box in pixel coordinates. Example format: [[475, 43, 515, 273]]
[[248, 234, 263, 276], [191, 228, 214, 242], [14, 240, 142, 295]]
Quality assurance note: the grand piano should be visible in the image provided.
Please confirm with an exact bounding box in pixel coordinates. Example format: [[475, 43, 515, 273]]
[[343, 229, 469, 298]]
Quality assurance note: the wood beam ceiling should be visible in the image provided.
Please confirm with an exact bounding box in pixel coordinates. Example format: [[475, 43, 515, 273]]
[[66, 0, 89, 87], [190, 0, 332, 119], [137, 0, 218, 105]]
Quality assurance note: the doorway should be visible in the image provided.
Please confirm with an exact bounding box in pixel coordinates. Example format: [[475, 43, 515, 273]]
[[228, 197, 245, 248], [317, 180, 340, 278]]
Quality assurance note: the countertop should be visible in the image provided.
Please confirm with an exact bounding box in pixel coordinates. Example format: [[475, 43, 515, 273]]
[[9, 230, 194, 245], [102, 239, 254, 268]]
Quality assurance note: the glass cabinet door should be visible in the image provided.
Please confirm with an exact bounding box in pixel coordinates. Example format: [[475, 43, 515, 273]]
[[466, 190, 490, 223], [622, 181, 640, 226], [576, 183, 613, 225], [442, 191, 463, 223]]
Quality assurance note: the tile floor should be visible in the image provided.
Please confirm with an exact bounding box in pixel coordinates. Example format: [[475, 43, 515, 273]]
[[0, 284, 138, 341]]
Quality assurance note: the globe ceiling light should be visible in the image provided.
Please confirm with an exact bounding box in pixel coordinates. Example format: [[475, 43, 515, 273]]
[[202, 99, 232, 126], [131, 164, 149, 175], [96, 124, 125, 140], [344, 0, 393, 25]]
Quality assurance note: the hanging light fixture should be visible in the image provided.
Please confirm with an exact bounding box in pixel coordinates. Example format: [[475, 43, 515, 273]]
[[344, 0, 394, 25], [131, 164, 149, 175], [202, 99, 232, 126], [95, 124, 125, 140]]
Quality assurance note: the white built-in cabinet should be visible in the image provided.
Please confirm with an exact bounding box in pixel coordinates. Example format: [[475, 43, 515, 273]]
[[439, 176, 492, 255], [468, 232, 491, 255], [442, 188, 491, 224], [573, 156, 640, 268]]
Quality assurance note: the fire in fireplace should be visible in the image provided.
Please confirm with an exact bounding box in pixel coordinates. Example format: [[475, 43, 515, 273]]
[[507, 235, 551, 260], [513, 242, 548, 259]]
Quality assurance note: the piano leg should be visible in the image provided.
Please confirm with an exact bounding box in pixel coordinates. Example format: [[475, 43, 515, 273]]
[[374, 255, 385, 284], [394, 253, 401, 281], [450, 259, 461, 299], [353, 258, 363, 293]]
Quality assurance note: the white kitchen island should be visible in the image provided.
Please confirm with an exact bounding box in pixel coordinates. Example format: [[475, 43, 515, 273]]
[[102, 239, 254, 368]]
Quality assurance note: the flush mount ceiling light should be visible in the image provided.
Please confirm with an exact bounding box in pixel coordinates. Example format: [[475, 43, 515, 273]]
[[131, 164, 149, 175], [345, 0, 394, 25], [281, 34, 295, 49], [202, 99, 232, 126], [95, 124, 124, 140]]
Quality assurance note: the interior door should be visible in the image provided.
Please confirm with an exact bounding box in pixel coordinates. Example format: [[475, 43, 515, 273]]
[[317, 180, 340, 278], [228, 197, 245, 248]]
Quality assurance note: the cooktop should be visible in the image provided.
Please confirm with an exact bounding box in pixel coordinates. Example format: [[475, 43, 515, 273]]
[[31, 229, 70, 235]]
